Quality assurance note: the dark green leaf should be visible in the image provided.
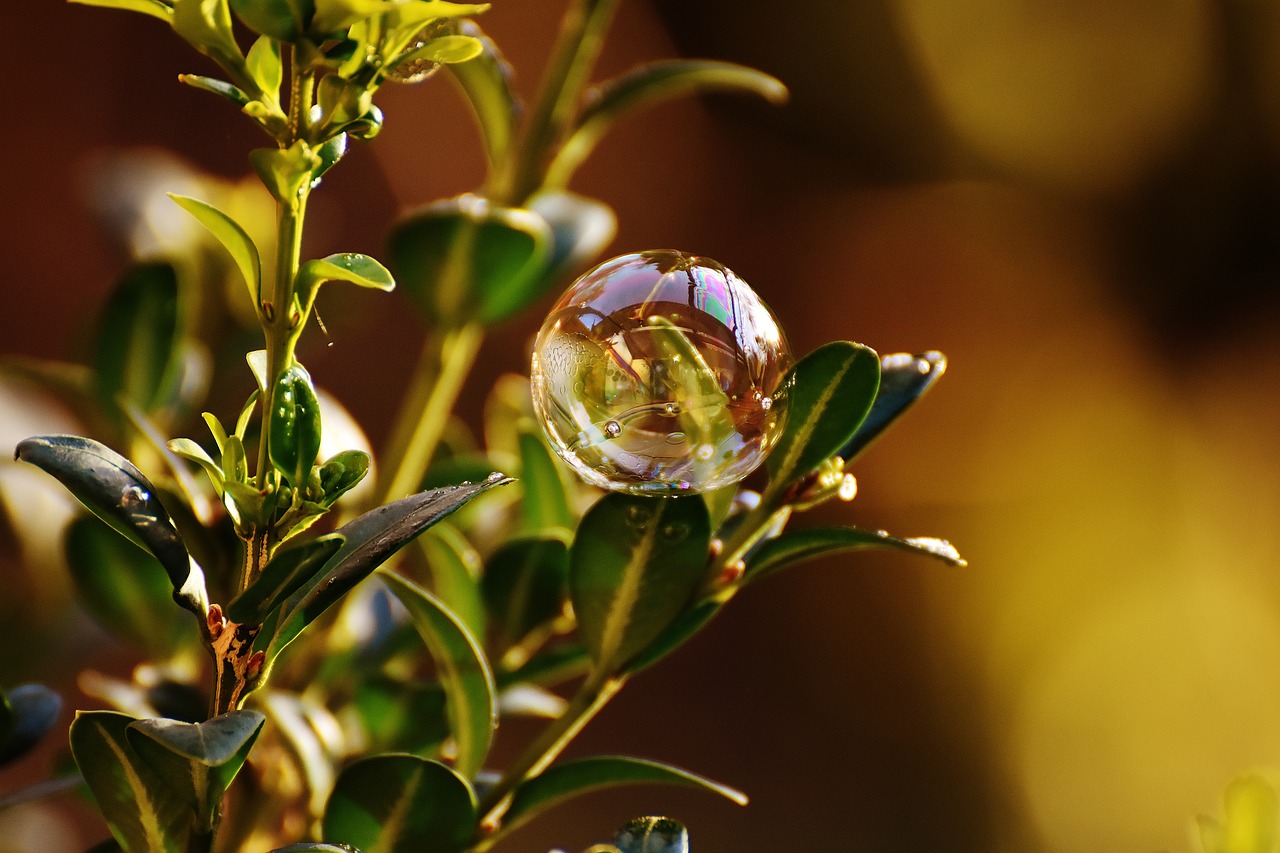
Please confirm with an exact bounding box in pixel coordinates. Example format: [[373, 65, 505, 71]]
[[483, 534, 569, 654], [745, 526, 967, 584], [169, 193, 261, 310], [92, 262, 181, 415], [380, 572, 496, 780], [230, 0, 308, 41], [65, 515, 190, 656], [615, 816, 689, 853], [518, 426, 574, 534], [0, 685, 62, 766], [69, 711, 191, 853], [526, 190, 616, 292], [498, 643, 592, 689], [314, 133, 349, 183], [323, 755, 476, 853], [549, 59, 787, 187], [765, 341, 880, 492], [70, 0, 171, 22], [838, 351, 947, 463], [318, 449, 371, 508], [444, 21, 519, 168], [570, 494, 711, 673], [387, 196, 551, 326], [269, 363, 323, 486], [179, 73, 253, 107], [228, 533, 345, 624], [15, 435, 208, 616], [503, 756, 744, 839], [266, 476, 513, 662], [418, 523, 486, 643], [351, 677, 448, 756], [126, 711, 265, 827]]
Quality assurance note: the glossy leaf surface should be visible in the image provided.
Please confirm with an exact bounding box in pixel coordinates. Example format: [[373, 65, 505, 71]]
[[838, 351, 947, 463], [15, 435, 207, 616], [0, 685, 62, 766], [380, 572, 496, 780], [518, 426, 574, 534], [745, 526, 967, 583], [765, 341, 880, 491], [418, 523, 486, 643], [228, 533, 345, 624], [503, 756, 745, 838], [570, 494, 711, 673], [482, 534, 569, 654], [323, 754, 476, 853], [168, 193, 261, 310], [269, 363, 323, 486]]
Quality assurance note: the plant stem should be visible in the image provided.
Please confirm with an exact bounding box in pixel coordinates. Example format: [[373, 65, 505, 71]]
[[473, 671, 626, 848], [377, 322, 484, 502]]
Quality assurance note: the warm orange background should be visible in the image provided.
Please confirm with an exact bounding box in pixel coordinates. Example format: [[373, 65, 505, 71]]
[[5, 2, 1280, 851]]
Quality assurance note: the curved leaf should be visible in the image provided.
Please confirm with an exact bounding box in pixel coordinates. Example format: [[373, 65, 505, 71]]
[[418, 523, 486, 643], [745, 526, 967, 584], [838, 351, 947, 463], [518, 425, 574, 535], [570, 494, 711, 673], [169, 193, 261, 311], [296, 253, 395, 307], [271, 845, 362, 853], [266, 475, 513, 662], [380, 572, 496, 780], [502, 756, 745, 838], [269, 363, 323, 486], [764, 341, 880, 492], [444, 21, 519, 167], [482, 534, 569, 655], [323, 754, 476, 853], [69, 0, 172, 22], [389, 34, 483, 73], [549, 59, 787, 187], [93, 262, 181, 415], [15, 435, 208, 616], [0, 685, 62, 766], [230, 0, 306, 41], [70, 711, 191, 853], [227, 533, 345, 624]]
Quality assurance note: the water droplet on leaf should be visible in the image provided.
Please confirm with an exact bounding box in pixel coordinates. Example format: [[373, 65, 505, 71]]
[[530, 251, 792, 495]]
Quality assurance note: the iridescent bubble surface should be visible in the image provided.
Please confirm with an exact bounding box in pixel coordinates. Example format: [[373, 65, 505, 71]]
[[530, 250, 792, 495]]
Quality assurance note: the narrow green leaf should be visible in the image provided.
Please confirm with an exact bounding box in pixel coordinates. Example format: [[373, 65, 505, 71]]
[[179, 73, 253, 107], [570, 494, 711, 673], [69, 0, 172, 22], [503, 756, 745, 839], [323, 754, 476, 853], [379, 1, 489, 30], [126, 711, 265, 827], [92, 262, 181, 415], [269, 363, 323, 486], [169, 193, 261, 310], [271, 845, 361, 852], [615, 816, 689, 853], [765, 341, 880, 491], [228, 533, 345, 624], [169, 437, 225, 496], [444, 21, 518, 168], [15, 435, 208, 617], [65, 515, 190, 656], [518, 425, 574, 534], [482, 534, 569, 654], [418, 523, 486, 643], [0, 685, 62, 767], [380, 572, 496, 780], [838, 351, 947, 464], [550, 59, 787, 187], [745, 526, 967, 583], [266, 476, 513, 662], [69, 711, 191, 853]]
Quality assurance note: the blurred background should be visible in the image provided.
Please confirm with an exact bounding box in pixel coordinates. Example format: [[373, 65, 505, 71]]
[[6, 1, 1280, 850]]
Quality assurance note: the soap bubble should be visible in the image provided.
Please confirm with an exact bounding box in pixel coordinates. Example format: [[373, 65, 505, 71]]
[[530, 250, 792, 495]]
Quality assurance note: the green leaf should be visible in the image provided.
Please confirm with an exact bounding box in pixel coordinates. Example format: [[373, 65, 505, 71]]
[[230, 0, 308, 41], [295, 253, 395, 318], [249, 141, 322, 205], [526, 190, 616, 291], [169, 193, 261, 311], [418, 523, 486, 644], [69, 711, 192, 853], [838, 351, 947, 464], [323, 754, 476, 853], [179, 73, 253, 107], [169, 437, 224, 496], [615, 816, 689, 853], [549, 59, 787, 188], [351, 677, 448, 756], [570, 493, 711, 673], [172, 0, 248, 85], [245, 33, 285, 97], [0, 685, 62, 767], [745, 526, 967, 584], [503, 756, 744, 839], [386, 196, 551, 326], [518, 425, 574, 535], [266, 476, 513, 662], [65, 515, 190, 656], [765, 341, 880, 492], [317, 449, 371, 508], [69, 0, 172, 22], [482, 534, 569, 655], [269, 363, 323, 486], [125, 711, 265, 829], [444, 22, 518, 168], [228, 533, 345, 624], [15, 435, 208, 617], [621, 598, 721, 675], [389, 34, 482, 76], [379, 0, 489, 30], [92, 262, 181, 415], [380, 572, 496, 780]]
